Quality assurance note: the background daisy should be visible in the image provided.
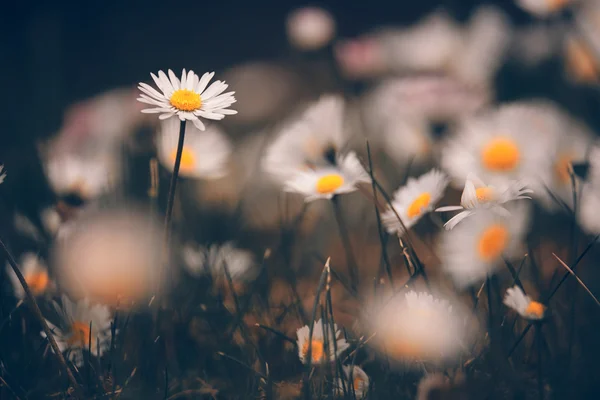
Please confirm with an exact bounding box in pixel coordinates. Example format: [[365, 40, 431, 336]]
[[296, 319, 349, 365]]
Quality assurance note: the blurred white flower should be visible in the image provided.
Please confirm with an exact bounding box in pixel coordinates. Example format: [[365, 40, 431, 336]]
[[182, 242, 257, 282], [441, 103, 555, 190], [379, 117, 433, 165], [503, 285, 546, 320], [334, 37, 386, 79], [439, 206, 530, 288], [382, 169, 449, 235], [157, 117, 231, 179], [578, 183, 600, 234], [283, 152, 370, 202], [370, 291, 473, 364], [436, 173, 533, 230], [516, 0, 576, 17], [42, 295, 112, 367], [262, 95, 351, 183], [564, 35, 600, 84], [335, 365, 369, 399], [138, 69, 237, 131], [6, 253, 51, 299], [286, 7, 336, 51], [296, 319, 349, 364]]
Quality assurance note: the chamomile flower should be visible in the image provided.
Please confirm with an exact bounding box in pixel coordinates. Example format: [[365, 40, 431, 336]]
[[515, 0, 575, 17], [137, 69, 237, 131], [441, 104, 554, 189], [42, 295, 113, 367], [436, 173, 533, 230], [182, 242, 257, 282], [283, 152, 370, 201], [296, 319, 349, 365], [156, 117, 232, 179], [262, 95, 350, 183], [6, 253, 51, 299], [381, 169, 449, 235], [335, 365, 370, 399], [503, 285, 546, 320], [439, 206, 530, 288], [370, 291, 472, 364]]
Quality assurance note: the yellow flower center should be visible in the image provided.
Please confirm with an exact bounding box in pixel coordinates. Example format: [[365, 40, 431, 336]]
[[477, 223, 509, 261], [481, 137, 520, 172], [547, 0, 570, 12], [525, 301, 545, 318], [169, 89, 202, 112], [25, 271, 49, 296], [68, 321, 91, 347], [475, 187, 495, 203], [301, 339, 325, 363], [353, 375, 365, 392], [554, 153, 573, 184], [407, 192, 431, 218], [169, 147, 196, 172], [316, 174, 344, 194], [389, 339, 423, 359]]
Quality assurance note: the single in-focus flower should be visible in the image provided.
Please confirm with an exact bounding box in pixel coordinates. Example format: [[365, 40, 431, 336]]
[[156, 117, 232, 179], [441, 103, 554, 190], [182, 242, 257, 282], [435, 173, 532, 230], [515, 0, 575, 17], [335, 365, 369, 399], [296, 319, 349, 364], [381, 169, 449, 235], [503, 285, 546, 320], [42, 295, 113, 367], [370, 291, 473, 365], [439, 206, 530, 288], [286, 7, 336, 51], [6, 253, 51, 299], [283, 152, 370, 201], [137, 69, 237, 131]]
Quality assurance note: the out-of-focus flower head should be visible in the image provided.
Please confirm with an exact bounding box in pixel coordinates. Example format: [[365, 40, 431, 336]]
[[564, 34, 600, 84], [441, 103, 556, 191], [335, 365, 369, 399], [511, 24, 564, 67], [182, 242, 258, 282], [334, 36, 387, 79], [6, 253, 52, 299], [503, 285, 546, 320], [286, 7, 336, 51], [157, 117, 232, 179], [42, 295, 112, 367], [53, 207, 164, 307], [436, 173, 533, 230], [578, 182, 600, 234], [516, 0, 576, 18], [296, 318, 349, 364], [378, 117, 433, 166], [137, 69, 237, 130], [382, 169, 449, 235], [368, 290, 474, 365], [439, 205, 530, 288]]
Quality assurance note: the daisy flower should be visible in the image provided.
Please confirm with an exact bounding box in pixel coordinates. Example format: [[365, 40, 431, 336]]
[[182, 242, 257, 282], [283, 152, 370, 202], [503, 285, 546, 320], [262, 95, 350, 183], [441, 103, 555, 190], [296, 318, 349, 364], [156, 117, 232, 179], [371, 291, 472, 364], [381, 169, 449, 235], [137, 69, 237, 131], [439, 206, 530, 288], [6, 253, 51, 299], [515, 0, 575, 17], [435, 173, 533, 230], [42, 295, 113, 367], [335, 365, 370, 399], [379, 117, 433, 165]]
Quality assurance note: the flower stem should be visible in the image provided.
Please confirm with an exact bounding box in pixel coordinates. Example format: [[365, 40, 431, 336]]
[[164, 119, 187, 247], [0, 238, 84, 398], [331, 196, 359, 292]]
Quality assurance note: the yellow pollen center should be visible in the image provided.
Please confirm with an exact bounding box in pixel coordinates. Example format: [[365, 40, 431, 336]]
[[554, 153, 573, 184], [478, 223, 509, 261], [316, 174, 344, 194], [353, 376, 364, 392], [475, 187, 495, 203], [525, 301, 545, 318], [68, 321, 91, 347], [25, 271, 49, 296], [301, 339, 325, 363], [481, 137, 520, 172], [169, 89, 202, 112], [169, 147, 196, 172], [407, 192, 431, 218]]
